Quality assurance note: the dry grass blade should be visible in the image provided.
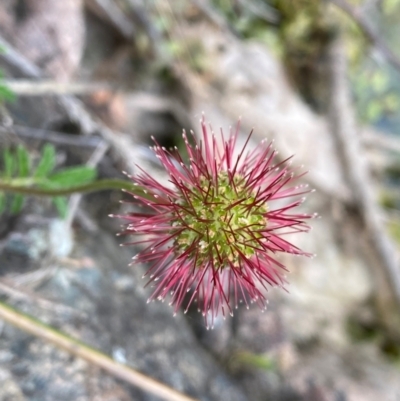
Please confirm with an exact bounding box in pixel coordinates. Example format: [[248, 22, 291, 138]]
[[0, 301, 199, 401], [0, 279, 85, 317]]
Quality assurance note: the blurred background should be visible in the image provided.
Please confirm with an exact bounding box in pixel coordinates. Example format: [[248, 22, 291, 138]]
[[0, 1, 400, 400]]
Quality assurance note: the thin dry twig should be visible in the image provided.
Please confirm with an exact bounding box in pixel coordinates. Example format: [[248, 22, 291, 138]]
[[65, 140, 110, 227], [0, 279, 85, 317], [0, 301, 198, 401], [2, 80, 115, 95], [6, 266, 57, 288], [328, 37, 400, 326], [0, 37, 42, 78], [362, 128, 400, 154], [330, 0, 400, 72], [0, 124, 104, 148]]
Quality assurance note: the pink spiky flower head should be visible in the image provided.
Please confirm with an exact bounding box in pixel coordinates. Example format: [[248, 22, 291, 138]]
[[114, 117, 313, 328]]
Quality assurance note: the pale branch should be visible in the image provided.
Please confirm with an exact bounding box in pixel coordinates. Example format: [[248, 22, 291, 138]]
[[328, 38, 400, 318], [0, 301, 198, 401]]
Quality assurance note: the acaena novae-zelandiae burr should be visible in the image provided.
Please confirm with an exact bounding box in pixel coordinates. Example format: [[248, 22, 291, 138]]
[[111, 116, 315, 328]]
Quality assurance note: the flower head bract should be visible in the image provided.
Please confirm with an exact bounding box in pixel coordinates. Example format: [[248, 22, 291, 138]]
[[114, 117, 313, 328]]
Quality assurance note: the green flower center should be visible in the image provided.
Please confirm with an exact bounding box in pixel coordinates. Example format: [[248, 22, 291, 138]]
[[174, 172, 267, 268]]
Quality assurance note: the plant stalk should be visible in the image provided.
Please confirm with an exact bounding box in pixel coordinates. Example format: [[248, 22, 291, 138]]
[[0, 179, 140, 196]]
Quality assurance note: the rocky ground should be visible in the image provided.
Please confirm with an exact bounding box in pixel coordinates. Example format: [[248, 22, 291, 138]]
[[1, 1, 400, 401]]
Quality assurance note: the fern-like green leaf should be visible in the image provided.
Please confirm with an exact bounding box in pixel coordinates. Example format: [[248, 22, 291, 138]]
[[34, 143, 56, 178], [52, 196, 68, 219], [3, 148, 15, 179], [0, 67, 15, 103], [0, 85, 16, 103], [17, 145, 30, 177], [47, 166, 96, 188], [10, 194, 24, 214], [0, 145, 100, 219], [0, 192, 5, 214]]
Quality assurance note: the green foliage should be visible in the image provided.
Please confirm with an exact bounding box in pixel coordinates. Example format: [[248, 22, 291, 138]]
[[347, 317, 380, 343], [333, 0, 400, 126], [388, 220, 400, 245], [382, 0, 400, 15], [230, 351, 276, 372], [52, 196, 69, 219], [0, 144, 97, 217], [211, 0, 237, 20], [385, 163, 400, 181], [0, 69, 15, 104], [47, 166, 96, 187], [0, 192, 5, 215], [380, 191, 397, 210], [0, 84, 15, 103], [34, 144, 56, 178], [351, 64, 400, 124], [3, 148, 15, 178], [0, 46, 15, 106], [17, 145, 31, 178], [164, 39, 185, 58], [210, 0, 282, 53]]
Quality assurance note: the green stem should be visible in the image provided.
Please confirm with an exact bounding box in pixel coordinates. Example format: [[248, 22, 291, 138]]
[[0, 179, 142, 196], [0, 301, 197, 401]]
